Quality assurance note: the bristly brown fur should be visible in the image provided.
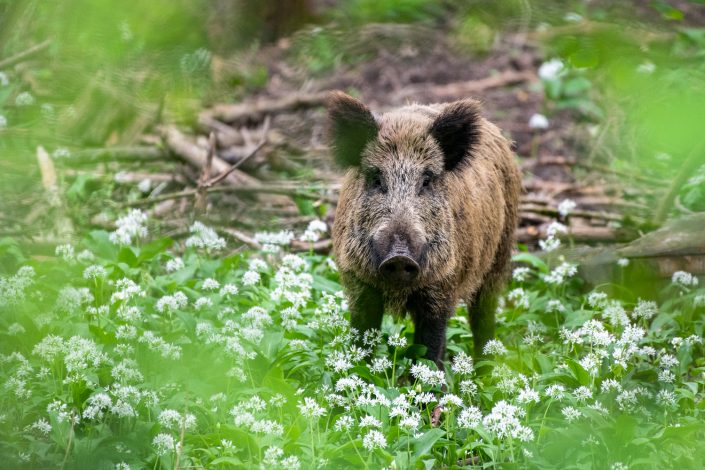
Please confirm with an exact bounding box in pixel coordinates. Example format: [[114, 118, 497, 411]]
[[328, 91, 522, 368]]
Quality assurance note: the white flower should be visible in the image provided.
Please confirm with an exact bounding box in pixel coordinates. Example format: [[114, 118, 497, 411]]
[[248, 258, 268, 271], [672, 271, 698, 287], [547, 299, 565, 313], [30, 418, 52, 435], [694, 295, 705, 307], [359, 415, 382, 428], [656, 389, 677, 408], [194, 297, 213, 310], [370, 357, 392, 373], [482, 401, 533, 441], [155, 292, 188, 313], [546, 221, 568, 237], [564, 12, 583, 22], [451, 352, 474, 376], [543, 262, 577, 285], [362, 429, 387, 450], [482, 339, 507, 356], [186, 222, 226, 252], [109, 209, 148, 245], [0, 115, 7, 128], [254, 230, 294, 247], [307, 219, 327, 233], [15, 91, 35, 106], [334, 415, 354, 431], [165, 257, 184, 272], [201, 278, 220, 290], [558, 199, 577, 217], [153, 433, 176, 455], [282, 254, 307, 272], [219, 283, 239, 296], [512, 267, 531, 282], [439, 393, 463, 408], [545, 384, 565, 399], [603, 300, 629, 327], [242, 270, 260, 286], [539, 236, 561, 252], [528, 113, 549, 130], [53, 148, 71, 159], [538, 59, 565, 81], [298, 397, 326, 419], [587, 291, 609, 309], [516, 388, 540, 404], [410, 363, 445, 387], [573, 386, 593, 402], [299, 229, 319, 243], [400, 413, 421, 431], [632, 299, 657, 321], [388, 333, 407, 348], [617, 258, 630, 267], [508, 287, 530, 309], [561, 406, 582, 422], [83, 265, 107, 280], [457, 406, 482, 428], [137, 178, 151, 193]]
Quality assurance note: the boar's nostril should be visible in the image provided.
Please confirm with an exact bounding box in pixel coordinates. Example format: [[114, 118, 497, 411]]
[[379, 255, 420, 283]]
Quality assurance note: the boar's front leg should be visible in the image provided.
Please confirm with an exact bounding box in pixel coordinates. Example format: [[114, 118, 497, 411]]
[[345, 277, 385, 339], [408, 290, 453, 370], [468, 286, 497, 361]]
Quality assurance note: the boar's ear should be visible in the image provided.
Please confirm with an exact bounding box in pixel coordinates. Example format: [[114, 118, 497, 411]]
[[327, 91, 379, 167], [430, 99, 482, 171]]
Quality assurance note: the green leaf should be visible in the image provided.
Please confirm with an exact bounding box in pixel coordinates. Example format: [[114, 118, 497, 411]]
[[138, 237, 173, 262], [209, 456, 244, 467], [512, 253, 549, 273], [413, 428, 445, 460]]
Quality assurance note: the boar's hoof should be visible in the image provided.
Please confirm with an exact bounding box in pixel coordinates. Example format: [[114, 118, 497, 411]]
[[379, 255, 420, 283]]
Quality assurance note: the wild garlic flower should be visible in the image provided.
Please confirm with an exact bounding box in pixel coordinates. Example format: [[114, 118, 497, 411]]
[[538, 58, 565, 81], [529, 113, 549, 130], [457, 406, 482, 428], [410, 363, 446, 387], [362, 429, 387, 450], [561, 406, 582, 422], [109, 209, 148, 245], [672, 271, 698, 288], [482, 339, 508, 356], [185, 222, 226, 252], [152, 433, 176, 455], [242, 270, 260, 286], [451, 352, 474, 376], [557, 199, 577, 217]]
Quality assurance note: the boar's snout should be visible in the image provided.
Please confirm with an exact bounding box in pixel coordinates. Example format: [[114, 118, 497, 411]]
[[379, 253, 420, 283], [372, 223, 424, 284]]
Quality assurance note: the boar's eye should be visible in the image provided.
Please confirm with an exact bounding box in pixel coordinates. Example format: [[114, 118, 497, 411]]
[[365, 169, 386, 193], [419, 171, 434, 194]]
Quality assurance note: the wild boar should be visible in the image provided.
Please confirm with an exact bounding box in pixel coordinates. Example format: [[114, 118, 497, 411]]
[[328, 91, 521, 368]]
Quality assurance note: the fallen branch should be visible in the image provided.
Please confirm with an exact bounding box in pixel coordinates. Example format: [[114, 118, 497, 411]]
[[60, 146, 167, 165], [161, 126, 260, 187], [0, 39, 51, 70], [121, 182, 336, 208], [517, 225, 635, 244], [392, 69, 536, 102], [520, 203, 630, 223], [206, 91, 330, 124], [524, 155, 662, 185], [290, 238, 333, 254]]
